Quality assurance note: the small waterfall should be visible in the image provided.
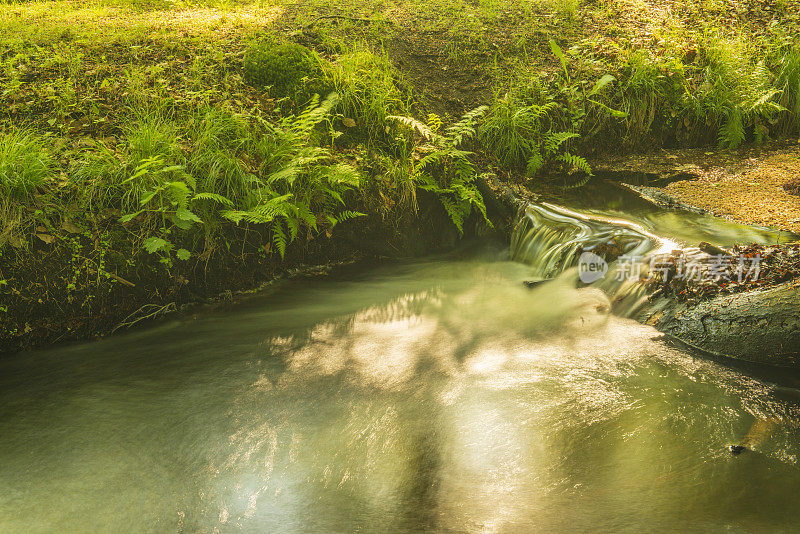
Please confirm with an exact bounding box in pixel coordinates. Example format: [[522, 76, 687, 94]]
[[511, 202, 682, 318]]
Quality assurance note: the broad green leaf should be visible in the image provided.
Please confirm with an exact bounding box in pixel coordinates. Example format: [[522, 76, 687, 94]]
[[119, 210, 142, 223], [549, 40, 569, 80], [143, 237, 170, 254], [589, 74, 616, 96], [176, 248, 191, 261], [588, 99, 628, 118], [175, 207, 202, 224]]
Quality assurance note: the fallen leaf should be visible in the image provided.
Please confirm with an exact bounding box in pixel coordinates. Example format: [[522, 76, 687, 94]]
[[61, 221, 82, 234], [36, 233, 55, 244]]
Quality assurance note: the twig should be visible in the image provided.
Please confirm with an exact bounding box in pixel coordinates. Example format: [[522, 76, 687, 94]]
[[87, 265, 136, 287], [112, 302, 176, 333], [105, 271, 136, 287]]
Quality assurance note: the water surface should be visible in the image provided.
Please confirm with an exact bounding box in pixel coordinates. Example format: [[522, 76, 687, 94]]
[[2, 241, 800, 532]]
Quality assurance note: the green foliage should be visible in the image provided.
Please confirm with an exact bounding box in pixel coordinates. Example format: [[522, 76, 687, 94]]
[[614, 51, 682, 144], [0, 128, 51, 202], [329, 44, 408, 145], [59, 95, 369, 261], [501, 34, 796, 151], [243, 40, 324, 102], [388, 107, 491, 235], [222, 94, 365, 257], [682, 35, 784, 148], [773, 45, 800, 135], [480, 94, 590, 178], [187, 108, 253, 212]]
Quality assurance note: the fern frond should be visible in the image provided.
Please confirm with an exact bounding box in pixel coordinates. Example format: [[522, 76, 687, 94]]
[[221, 193, 294, 225], [387, 115, 436, 140], [272, 223, 288, 258], [439, 196, 466, 235], [445, 105, 489, 146], [330, 210, 366, 227], [526, 148, 544, 177], [558, 152, 592, 175], [192, 192, 234, 207], [296, 202, 317, 230], [718, 109, 745, 148], [325, 163, 361, 187], [543, 131, 580, 156]]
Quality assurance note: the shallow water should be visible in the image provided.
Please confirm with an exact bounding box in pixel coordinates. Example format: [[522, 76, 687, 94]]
[[556, 181, 794, 248], [2, 239, 800, 533]]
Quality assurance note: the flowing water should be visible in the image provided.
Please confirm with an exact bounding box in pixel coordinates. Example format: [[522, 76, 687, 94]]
[[2, 191, 800, 533]]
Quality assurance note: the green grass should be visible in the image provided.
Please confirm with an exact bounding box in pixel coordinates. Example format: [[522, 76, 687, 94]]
[[5, 0, 800, 350], [329, 43, 410, 146], [2, 0, 800, 263], [0, 129, 51, 202]]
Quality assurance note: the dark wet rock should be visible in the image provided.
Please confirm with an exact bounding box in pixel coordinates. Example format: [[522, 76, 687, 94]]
[[523, 279, 550, 289], [729, 445, 747, 455], [639, 279, 800, 367]]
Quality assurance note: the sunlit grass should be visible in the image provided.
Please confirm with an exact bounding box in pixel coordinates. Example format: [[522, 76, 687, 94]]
[[0, 0, 283, 45]]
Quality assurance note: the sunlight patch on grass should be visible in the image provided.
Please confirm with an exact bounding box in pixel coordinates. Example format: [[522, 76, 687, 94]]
[[0, 1, 283, 43]]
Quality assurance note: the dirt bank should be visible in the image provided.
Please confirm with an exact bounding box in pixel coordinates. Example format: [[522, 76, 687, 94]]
[[0, 194, 483, 355]]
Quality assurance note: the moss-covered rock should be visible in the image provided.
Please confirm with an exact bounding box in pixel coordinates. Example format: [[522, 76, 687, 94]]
[[243, 41, 328, 102]]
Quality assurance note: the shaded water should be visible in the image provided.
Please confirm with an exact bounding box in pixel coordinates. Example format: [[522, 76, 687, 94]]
[[2, 201, 800, 532]]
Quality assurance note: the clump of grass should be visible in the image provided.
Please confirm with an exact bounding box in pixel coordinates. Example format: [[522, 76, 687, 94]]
[[329, 43, 408, 146], [0, 129, 51, 203], [70, 112, 184, 213], [773, 45, 800, 135], [481, 95, 557, 170], [682, 34, 784, 148], [616, 51, 682, 145], [188, 108, 254, 211], [126, 112, 181, 164]]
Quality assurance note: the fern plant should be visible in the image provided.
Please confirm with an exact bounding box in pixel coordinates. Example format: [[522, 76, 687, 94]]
[[222, 94, 365, 257], [682, 35, 785, 148], [119, 158, 222, 261], [388, 107, 492, 235], [480, 94, 591, 178]]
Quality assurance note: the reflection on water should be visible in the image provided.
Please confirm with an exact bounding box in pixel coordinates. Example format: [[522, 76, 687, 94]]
[[1, 244, 800, 532]]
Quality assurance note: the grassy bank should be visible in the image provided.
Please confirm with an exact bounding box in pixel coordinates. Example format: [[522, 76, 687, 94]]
[[2, 0, 800, 352]]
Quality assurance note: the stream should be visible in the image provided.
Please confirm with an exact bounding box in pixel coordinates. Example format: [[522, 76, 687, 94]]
[[2, 185, 800, 532]]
